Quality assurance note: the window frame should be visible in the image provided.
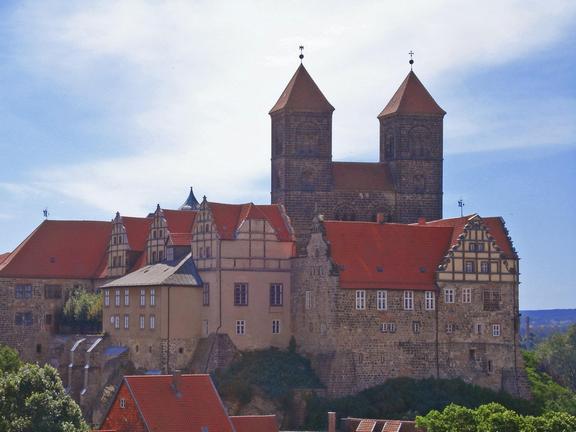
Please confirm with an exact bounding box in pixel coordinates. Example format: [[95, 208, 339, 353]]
[[269, 283, 283, 307], [377, 290, 387, 311], [234, 283, 249, 306], [104, 289, 110, 307], [150, 288, 156, 307], [124, 314, 129, 330], [272, 319, 281, 334], [462, 287, 472, 303], [464, 260, 475, 273], [425, 291, 435, 310], [140, 289, 146, 307], [444, 288, 455, 304], [236, 320, 246, 335], [403, 290, 414, 310], [139, 315, 145, 330], [492, 324, 501, 337], [124, 289, 130, 306], [149, 314, 156, 330], [15, 284, 33, 299], [203, 283, 210, 306], [355, 290, 366, 310]]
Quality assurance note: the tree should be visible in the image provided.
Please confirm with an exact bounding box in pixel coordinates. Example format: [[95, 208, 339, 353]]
[[61, 287, 102, 332], [0, 344, 21, 374], [475, 403, 523, 432], [416, 403, 477, 432], [0, 363, 89, 432], [536, 324, 576, 392]]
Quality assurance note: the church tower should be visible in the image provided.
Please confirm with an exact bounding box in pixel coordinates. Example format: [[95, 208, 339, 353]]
[[379, 69, 445, 223], [270, 62, 334, 250]]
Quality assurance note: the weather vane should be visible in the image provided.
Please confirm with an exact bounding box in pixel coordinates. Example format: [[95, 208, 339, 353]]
[[458, 199, 465, 217], [43, 208, 49, 219], [409, 50, 414, 70], [299, 45, 304, 64]]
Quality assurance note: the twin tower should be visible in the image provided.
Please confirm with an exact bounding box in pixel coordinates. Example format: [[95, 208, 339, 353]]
[[269, 62, 446, 251]]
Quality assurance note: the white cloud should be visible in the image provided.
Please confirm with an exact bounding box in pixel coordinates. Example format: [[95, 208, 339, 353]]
[[7, 0, 576, 214]]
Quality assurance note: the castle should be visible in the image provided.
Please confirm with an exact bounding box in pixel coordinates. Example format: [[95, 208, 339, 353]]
[[0, 58, 531, 407]]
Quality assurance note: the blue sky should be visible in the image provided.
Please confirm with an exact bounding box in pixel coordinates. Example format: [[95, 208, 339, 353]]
[[0, 1, 574, 309]]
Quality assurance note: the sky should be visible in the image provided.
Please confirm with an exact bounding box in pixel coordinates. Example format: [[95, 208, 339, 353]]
[[0, 0, 574, 310]]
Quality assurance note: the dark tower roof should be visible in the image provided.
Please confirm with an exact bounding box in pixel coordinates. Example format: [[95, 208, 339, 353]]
[[378, 71, 445, 118], [269, 64, 334, 114], [179, 187, 200, 211]]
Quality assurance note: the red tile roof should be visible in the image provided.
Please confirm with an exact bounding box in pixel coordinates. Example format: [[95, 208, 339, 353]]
[[378, 71, 445, 118], [324, 221, 453, 290], [269, 64, 334, 114], [332, 162, 395, 191], [230, 415, 279, 432], [122, 216, 152, 251], [122, 374, 234, 432], [208, 202, 293, 242], [163, 209, 197, 234], [0, 252, 10, 265], [169, 233, 193, 247], [0, 220, 112, 279]]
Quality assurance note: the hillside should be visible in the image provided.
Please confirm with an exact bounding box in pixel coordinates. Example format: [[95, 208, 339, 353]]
[[520, 309, 576, 344]]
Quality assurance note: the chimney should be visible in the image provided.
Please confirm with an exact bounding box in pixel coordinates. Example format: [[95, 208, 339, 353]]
[[418, 217, 426, 225], [376, 213, 386, 224], [328, 412, 336, 432], [172, 370, 182, 398]]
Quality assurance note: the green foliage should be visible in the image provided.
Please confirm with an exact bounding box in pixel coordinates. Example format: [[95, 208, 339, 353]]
[[0, 344, 21, 374], [304, 377, 536, 429], [0, 363, 89, 432], [61, 288, 102, 331], [214, 347, 322, 405], [523, 351, 576, 415], [417, 403, 576, 432], [535, 324, 576, 392]]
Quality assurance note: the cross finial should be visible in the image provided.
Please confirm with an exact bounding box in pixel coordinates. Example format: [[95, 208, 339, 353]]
[[299, 45, 304, 64], [408, 50, 414, 70]]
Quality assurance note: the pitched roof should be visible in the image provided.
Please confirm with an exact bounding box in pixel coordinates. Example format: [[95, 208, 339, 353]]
[[0, 252, 10, 265], [332, 162, 395, 191], [269, 64, 334, 114], [208, 202, 294, 242], [378, 71, 445, 118], [230, 415, 279, 432], [324, 221, 453, 290], [102, 254, 201, 288], [121, 216, 153, 251], [163, 209, 197, 234], [169, 233, 193, 247], [122, 374, 235, 432], [0, 220, 111, 279], [344, 417, 423, 432]]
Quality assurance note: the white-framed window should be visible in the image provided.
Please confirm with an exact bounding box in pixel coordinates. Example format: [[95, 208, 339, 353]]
[[462, 287, 472, 303], [115, 289, 121, 307], [480, 261, 490, 273], [139, 315, 145, 330], [412, 321, 421, 334], [377, 290, 387, 310], [475, 323, 483, 334], [203, 283, 210, 306], [104, 289, 110, 307], [120, 398, 126, 409], [425, 291, 435, 310], [149, 315, 156, 330], [381, 322, 397, 333], [114, 315, 120, 329], [150, 288, 156, 307], [465, 261, 475, 273], [403, 290, 414, 310], [236, 320, 245, 335], [305, 290, 312, 310], [124, 289, 130, 306], [124, 314, 129, 329], [355, 290, 366, 310], [140, 289, 146, 306], [234, 283, 248, 306], [270, 283, 283, 306], [444, 288, 455, 304], [272, 319, 281, 334], [492, 324, 501, 337], [446, 323, 455, 334]]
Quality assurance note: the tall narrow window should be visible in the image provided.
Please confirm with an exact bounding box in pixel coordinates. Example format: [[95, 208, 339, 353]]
[[462, 288, 472, 303], [270, 283, 283, 306], [465, 261, 475, 273], [492, 324, 501, 337], [104, 289, 110, 307], [139, 315, 145, 330], [114, 315, 120, 329], [305, 291, 312, 310], [152, 251, 157, 263], [424, 291, 434, 310], [377, 290, 387, 310], [149, 315, 156, 330], [403, 291, 414, 310], [272, 320, 281, 334], [203, 283, 210, 306], [140, 289, 146, 306], [412, 321, 421, 334], [150, 288, 156, 306], [444, 288, 455, 304], [234, 283, 248, 306], [124, 314, 129, 329], [124, 289, 130, 306], [236, 320, 245, 335], [158, 250, 163, 262], [355, 290, 366, 310], [115, 289, 121, 307], [480, 261, 490, 273]]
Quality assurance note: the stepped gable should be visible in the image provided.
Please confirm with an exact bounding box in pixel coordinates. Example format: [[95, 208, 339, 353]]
[[378, 70, 445, 118], [230, 415, 279, 432], [208, 202, 293, 241], [332, 162, 395, 191], [269, 63, 334, 113], [323, 221, 453, 290], [0, 220, 111, 279]]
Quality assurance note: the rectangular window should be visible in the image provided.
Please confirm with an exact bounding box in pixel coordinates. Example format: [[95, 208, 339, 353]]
[[446, 323, 455, 334], [444, 288, 455, 304], [124, 289, 130, 306], [124, 314, 129, 329], [115, 289, 121, 307], [487, 360, 493, 373], [475, 323, 483, 334], [462, 287, 472, 303], [44, 284, 62, 299], [305, 291, 312, 310], [272, 319, 281, 334], [15, 312, 33, 326], [45, 314, 53, 326], [492, 324, 501, 337], [477, 242, 485, 252], [468, 242, 477, 252], [139, 315, 145, 330], [377, 290, 387, 310], [15, 284, 33, 299], [150, 288, 156, 307], [355, 290, 366, 310], [403, 290, 414, 310], [236, 320, 245, 335], [114, 315, 120, 329], [140, 289, 146, 306], [483, 289, 501, 311], [412, 321, 421, 334], [270, 283, 283, 306], [104, 289, 110, 307], [465, 261, 475, 273], [425, 291, 435, 310], [381, 322, 397, 333], [149, 315, 156, 330], [480, 261, 490, 273], [203, 283, 210, 306], [234, 283, 248, 306]]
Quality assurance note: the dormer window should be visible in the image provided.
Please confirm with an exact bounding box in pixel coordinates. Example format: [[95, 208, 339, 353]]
[[120, 398, 126, 409]]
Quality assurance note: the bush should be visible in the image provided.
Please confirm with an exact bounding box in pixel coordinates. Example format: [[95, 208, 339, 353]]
[[60, 288, 102, 332]]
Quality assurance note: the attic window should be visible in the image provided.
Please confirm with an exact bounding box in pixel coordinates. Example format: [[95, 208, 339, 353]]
[[120, 398, 126, 409], [376, 266, 384, 273]]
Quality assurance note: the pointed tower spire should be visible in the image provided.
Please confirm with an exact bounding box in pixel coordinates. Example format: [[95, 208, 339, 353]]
[[179, 187, 200, 211], [378, 71, 445, 119]]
